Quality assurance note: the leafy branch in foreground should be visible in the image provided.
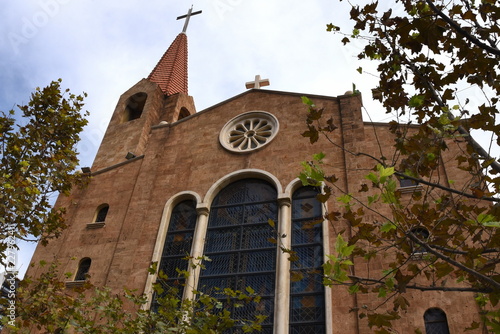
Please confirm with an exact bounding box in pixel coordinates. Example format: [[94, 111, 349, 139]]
[[3, 260, 265, 333], [309, 1, 500, 331], [0, 79, 89, 267], [300, 99, 500, 332]]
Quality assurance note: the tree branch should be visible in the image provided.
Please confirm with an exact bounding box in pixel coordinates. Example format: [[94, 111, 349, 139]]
[[428, 243, 500, 256], [348, 275, 493, 293], [395, 47, 500, 174], [407, 230, 500, 291], [425, 0, 500, 56], [394, 171, 500, 202]]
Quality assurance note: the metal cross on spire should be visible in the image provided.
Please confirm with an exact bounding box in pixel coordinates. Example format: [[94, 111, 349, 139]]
[[177, 6, 202, 33], [245, 75, 270, 89]]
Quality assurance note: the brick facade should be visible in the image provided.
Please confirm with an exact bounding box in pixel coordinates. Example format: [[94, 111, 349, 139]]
[[26, 80, 484, 333]]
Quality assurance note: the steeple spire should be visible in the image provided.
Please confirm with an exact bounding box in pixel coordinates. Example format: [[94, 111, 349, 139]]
[[148, 33, 188, 95], [147, 7, 202, 96]]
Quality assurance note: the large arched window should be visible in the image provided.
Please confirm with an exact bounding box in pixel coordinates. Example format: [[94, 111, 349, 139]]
[[155, 200, 197, 302], [424, 308, 450, 334], [198, 179, 278, 333], [290, 186, 325, 333]]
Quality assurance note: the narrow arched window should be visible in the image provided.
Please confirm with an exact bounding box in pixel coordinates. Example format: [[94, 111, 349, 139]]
[[154, 200, 197, 306], [424, 308, 450, 334], [290, 186, 325, 333], [75, 258, 91, 281], [122, 92, 147, 122], [95, 204, 109, 223], [411, 227, 430, 255], [178, 107, 190, 120], [199, 179, 278, 333]]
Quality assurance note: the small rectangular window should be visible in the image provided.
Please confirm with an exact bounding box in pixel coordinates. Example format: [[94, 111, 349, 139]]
[[399, 178, 418, 188]]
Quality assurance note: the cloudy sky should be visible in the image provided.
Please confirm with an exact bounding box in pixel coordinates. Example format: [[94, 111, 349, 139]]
[[1, 0, 389, 163], [1, 0, 390, 276]]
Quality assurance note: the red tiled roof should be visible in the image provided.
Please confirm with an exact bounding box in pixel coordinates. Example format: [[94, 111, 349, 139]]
[[148, 33, 188, 95]]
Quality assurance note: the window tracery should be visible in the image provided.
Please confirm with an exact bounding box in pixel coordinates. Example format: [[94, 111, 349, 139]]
[[219, 112, 279, 153]]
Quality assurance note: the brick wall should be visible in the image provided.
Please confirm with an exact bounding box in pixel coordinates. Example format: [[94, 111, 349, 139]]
[[27, 88, 483, 333]]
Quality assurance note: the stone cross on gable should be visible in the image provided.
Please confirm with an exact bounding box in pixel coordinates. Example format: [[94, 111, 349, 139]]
[[177, 6, 202, 33], [245, 75, 270, 89]]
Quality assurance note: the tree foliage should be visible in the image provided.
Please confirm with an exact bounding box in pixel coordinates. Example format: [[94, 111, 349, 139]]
[[3, 260, 265, 333], [0, 79, 88, 267], [300, 0, 500, 332]]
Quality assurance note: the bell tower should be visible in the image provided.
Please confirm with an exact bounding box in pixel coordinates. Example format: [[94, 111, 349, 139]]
[[91, 8, 201, 171]]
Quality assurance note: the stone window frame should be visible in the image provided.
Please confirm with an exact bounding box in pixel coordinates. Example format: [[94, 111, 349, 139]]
[[87, 203, 109, 229], [145, 169, 332, 333], [398, 176, 423, 194], [66, 257, 92, 288], [424, 307, 450, 334]]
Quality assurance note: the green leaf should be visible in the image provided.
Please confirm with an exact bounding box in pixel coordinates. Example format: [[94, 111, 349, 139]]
[[337, 193, 352, 204], [482, 221, 500, 228], [378, 164, 395, 178], [378, 287, 387, 298], [301, 96, 314, 106], [365, 172, 379, 184], [313, 152, 326, 162], [368, 194, 379, 205], [380, 222, 396, 233], [439, 113, 451, 125], [408, 95, 425, 108], [474, 213, 499, 228], [335, 234, 356, 257], [349, 284, 360, 294]]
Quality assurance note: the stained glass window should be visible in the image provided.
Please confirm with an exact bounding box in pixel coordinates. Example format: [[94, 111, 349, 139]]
[[153, 200, 197, 308], [199, 179, 278, 334], [290, 187, 325, 334], [424, 308, 450, 334]]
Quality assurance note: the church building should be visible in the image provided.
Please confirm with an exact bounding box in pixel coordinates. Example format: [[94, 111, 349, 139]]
[[27, 8, 483, 334]]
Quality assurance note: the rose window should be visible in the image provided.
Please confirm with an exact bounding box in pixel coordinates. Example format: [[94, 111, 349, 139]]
[[219, 111, 279, 153]]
